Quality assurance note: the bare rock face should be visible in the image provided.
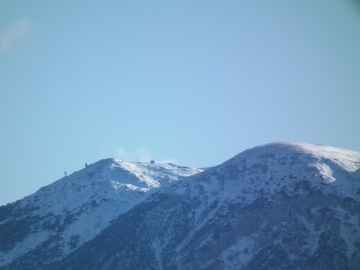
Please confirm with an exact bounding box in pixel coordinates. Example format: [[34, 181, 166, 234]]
[[1, 142, 360, 270]]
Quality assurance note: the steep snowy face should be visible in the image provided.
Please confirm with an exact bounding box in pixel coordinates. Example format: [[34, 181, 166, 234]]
[[49, 142, 360, 270], [0, 159, 202, 268]]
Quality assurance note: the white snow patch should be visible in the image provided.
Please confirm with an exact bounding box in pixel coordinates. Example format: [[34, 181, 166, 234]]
[[312, 163, 336, 183]]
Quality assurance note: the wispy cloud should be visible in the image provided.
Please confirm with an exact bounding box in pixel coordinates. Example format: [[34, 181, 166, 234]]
[[158, 158, 178, 164], [115, 146, 177, 164], [0, 17, 31, 54], [116, 146, 153, 162]]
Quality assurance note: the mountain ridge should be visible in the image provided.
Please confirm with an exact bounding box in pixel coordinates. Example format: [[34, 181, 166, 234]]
[[1, 142, 360, 269]]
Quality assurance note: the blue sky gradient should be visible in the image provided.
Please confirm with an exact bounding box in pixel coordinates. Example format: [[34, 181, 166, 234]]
[[1, 0, 360, 205]]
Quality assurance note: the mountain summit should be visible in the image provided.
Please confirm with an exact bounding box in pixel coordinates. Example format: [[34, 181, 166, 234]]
[[1, 142, 360, 269]]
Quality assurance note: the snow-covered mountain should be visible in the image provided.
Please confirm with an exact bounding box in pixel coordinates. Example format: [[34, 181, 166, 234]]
[[0, 159, 202, 269], [1, 142, 360, 269]]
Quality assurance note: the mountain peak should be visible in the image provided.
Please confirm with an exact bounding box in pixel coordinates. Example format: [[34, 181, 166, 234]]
[[229, 142, 360, 173], [20, 159, 202, 216], [243, 141, 354, 156]]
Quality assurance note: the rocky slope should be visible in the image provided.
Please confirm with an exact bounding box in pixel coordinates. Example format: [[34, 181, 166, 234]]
[[1, 142, 360, 269]]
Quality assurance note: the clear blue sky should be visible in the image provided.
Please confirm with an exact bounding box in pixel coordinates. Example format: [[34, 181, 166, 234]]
[[1, 0, 360, 206]]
